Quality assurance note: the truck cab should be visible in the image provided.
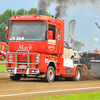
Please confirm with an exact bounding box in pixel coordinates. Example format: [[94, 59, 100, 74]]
[[0, 42, 7, 61], [6, 15, 81, 82]]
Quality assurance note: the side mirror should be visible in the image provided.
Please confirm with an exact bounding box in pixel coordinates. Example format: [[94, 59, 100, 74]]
[[47, 30, 53, 40], [5, 27, 9, 40]]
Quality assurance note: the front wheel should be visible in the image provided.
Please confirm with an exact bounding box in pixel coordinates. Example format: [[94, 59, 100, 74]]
[[44, 66, 55, 82], [72, 67, 81, 81], [10, 74, 22, 81]]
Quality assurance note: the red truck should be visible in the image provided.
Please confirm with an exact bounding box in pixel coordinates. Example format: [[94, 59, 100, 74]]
[[5, 15, 81, 82], [0, 42, 7, 61]]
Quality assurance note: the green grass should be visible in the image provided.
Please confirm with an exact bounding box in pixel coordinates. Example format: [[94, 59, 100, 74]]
[[0, 66, 6, 71], [26, 92, 100, 100]]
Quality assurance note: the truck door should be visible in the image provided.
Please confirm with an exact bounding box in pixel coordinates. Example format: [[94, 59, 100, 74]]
[[47, 24, 56, 54]]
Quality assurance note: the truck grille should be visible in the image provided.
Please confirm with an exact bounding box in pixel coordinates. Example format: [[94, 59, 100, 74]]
[[17, 54, 36, 63], [6, 51, 40, 66], [17, 55, 27, 62]]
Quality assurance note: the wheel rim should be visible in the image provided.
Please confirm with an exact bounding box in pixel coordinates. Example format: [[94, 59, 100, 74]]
[[2, 56, 4, 61], [76, 70, 80, 80], [48, 69, 54, 81]]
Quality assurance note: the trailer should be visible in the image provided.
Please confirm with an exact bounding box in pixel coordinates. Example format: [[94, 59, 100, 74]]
[[76, 52, 100, 77]]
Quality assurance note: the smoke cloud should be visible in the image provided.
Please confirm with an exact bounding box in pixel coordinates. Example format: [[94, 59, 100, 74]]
[[37, 0, 53, 15], [38, 0, 100, 17]]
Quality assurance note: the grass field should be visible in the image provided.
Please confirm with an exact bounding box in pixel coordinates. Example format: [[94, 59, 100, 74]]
[[26, 92, 100, 100], [0, 66, 6, 71]]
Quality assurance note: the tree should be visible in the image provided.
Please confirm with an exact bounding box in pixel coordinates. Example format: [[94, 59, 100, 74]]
[[3, 9, 13, 27], [12, 10, 16, 16], [73, 40, 84, 51], [45, 11, 51, 17], [16, 8, 28, 15], [28, 8, 37, 15], [0, 22, 6, 42]]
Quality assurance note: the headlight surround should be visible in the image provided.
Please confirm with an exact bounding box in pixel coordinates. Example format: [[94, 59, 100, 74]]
[[9, 54, 13, 62]]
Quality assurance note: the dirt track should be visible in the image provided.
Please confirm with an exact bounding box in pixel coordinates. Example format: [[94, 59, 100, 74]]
[[0, 72, 100, 100], [0, 62, 6, 66]]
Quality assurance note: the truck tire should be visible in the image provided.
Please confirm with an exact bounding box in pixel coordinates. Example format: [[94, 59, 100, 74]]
[[44, 66, 55, 82], [1, 55, 5, 61], [72, 67, 81, 81], [10, 74, 22, 81]]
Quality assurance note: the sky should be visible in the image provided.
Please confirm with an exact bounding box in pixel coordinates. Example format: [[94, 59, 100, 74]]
[[0, 0, 100, 52]]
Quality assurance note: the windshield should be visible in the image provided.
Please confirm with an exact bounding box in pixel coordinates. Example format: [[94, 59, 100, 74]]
[[9, 23, 47, 41]]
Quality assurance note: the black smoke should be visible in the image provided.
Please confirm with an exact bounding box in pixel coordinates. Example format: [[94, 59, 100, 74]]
[[38, 0, 100, 17], [37, 0, 53, 15]]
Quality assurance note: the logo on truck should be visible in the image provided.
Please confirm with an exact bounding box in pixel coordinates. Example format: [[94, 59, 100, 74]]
[[48, 46, 55, 51], [18, 45, 32, 50]]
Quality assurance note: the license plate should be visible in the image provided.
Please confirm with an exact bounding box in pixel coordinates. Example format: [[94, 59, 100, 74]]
[[19, 65, 27, 68]]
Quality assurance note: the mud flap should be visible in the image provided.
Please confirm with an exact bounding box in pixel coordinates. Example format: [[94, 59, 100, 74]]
[[90, 60, 100, 77]]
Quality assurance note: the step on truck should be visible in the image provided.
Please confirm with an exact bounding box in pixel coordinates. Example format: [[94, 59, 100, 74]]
[[5, 15, 81, 82], [0, 42, 7, 61]]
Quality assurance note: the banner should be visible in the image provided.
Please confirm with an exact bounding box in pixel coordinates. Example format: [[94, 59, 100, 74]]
[[68, 20, 76, 49]]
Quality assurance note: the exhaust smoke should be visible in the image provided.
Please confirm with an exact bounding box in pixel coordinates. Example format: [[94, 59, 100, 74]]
[[38, 0, 100, 17], [37, 0, 53, 15]]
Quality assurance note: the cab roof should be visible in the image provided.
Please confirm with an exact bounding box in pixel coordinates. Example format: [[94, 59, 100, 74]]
[[10, 14, 64, 23], [0, 42, 7, 46]]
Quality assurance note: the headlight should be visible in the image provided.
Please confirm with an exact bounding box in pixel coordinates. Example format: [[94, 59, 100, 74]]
[[12, 69, 15, 72], [8, 69, 11, 72], [36, 56, 39, 59], [9, 55, 12, 59], [36, 60, 39, 63], [32, 70, 35, 73], [9, 59, 12, 62]]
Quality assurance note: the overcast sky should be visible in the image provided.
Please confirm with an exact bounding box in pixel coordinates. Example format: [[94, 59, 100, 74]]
[[0, 0, 100, 52]]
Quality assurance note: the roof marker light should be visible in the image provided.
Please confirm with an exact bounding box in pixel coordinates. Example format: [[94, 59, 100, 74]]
[[16, 16, 19, 18], [48, 19, 51, 21], [37, 16, 39, 18]]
